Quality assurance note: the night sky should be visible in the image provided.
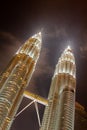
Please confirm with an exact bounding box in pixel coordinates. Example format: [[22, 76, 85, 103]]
[[0, 1, 87, 130]]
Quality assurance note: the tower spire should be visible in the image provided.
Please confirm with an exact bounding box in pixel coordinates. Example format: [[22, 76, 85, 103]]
[[64, 45, 72, 52], [32, 32, 42, 42], [67, 45, 71, 50]]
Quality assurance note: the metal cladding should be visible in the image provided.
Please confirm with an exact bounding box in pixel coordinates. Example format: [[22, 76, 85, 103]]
[[40, 46, 76, 130], [0, 32, 42, 130]]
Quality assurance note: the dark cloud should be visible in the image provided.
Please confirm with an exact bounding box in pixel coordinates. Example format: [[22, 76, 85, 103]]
[[28, 46, 54, 96], [79, 31, 87, 59], [0, 32, 21, 72], [80, 44, 87, 59], [43, 26, 68, 39], [0, 32, 20, 46]]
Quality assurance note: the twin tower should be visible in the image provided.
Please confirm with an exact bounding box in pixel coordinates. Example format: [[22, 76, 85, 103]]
[[0, 32, 76, 130]]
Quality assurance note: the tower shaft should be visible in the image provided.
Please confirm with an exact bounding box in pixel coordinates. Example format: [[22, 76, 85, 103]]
[[40, 75, 59, 130], [0, 33, 42, 130], [41, 46, 76, 130]]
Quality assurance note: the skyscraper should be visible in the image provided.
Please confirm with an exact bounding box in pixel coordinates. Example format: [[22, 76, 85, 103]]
[[41, 46, 76, 130], [0, 32, 42, 130]]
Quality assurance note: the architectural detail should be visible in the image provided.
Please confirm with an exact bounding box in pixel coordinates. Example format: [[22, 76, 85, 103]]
[[24, 91, 48, 106], [75, 102, 87, 130], [40, 46, 76, 130], [0, 32, 42, 130]]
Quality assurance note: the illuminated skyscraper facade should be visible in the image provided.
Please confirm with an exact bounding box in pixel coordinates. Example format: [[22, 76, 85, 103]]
[[41, 46, 76, 130], [0, 32, 42, 130]]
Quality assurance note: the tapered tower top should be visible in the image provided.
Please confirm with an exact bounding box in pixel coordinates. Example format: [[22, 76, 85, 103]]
[[54, 45, 76, 78], [31, 32, 42, 49], [59, 45, 74, 63], [24, 32, 42, 49], [16, 32, 42, 60]]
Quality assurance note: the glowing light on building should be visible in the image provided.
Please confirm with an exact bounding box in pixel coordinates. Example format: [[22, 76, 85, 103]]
[[41, 46, 76, 130], [0, 32, 42, 130]]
